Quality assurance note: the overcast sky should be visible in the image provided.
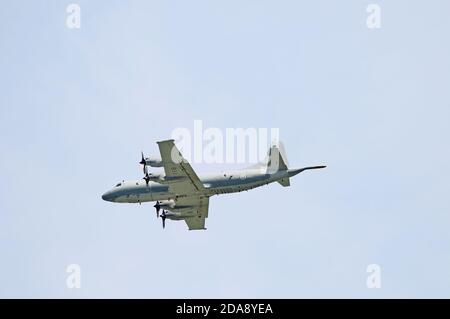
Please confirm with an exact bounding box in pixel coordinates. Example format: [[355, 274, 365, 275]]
[[1, 0, 450, 298]]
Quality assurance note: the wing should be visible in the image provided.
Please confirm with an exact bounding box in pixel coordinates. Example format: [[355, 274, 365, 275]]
[[176, 196, 209, 230], [185, 216, 206, 230], [157, 139, 205, 194]]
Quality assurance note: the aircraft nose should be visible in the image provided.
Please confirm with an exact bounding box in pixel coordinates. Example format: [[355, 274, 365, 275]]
[[102, 192, 114, 202]]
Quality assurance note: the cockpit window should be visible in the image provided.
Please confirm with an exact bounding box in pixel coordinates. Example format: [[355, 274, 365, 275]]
[[115, 183, 122, 187]]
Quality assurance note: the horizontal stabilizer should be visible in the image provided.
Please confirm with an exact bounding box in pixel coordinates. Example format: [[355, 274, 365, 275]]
[[277, 178, 290, 187]]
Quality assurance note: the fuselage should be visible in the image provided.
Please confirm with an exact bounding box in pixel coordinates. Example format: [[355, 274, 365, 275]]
[[102, 168, 294, 203]]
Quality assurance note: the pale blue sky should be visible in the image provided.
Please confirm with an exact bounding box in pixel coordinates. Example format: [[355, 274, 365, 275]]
[[1, 1, 450, 298]]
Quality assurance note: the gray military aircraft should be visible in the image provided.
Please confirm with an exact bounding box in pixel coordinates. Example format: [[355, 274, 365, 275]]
[[102, 139, 325, 230]]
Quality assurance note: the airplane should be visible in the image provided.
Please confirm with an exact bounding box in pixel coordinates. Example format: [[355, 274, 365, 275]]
[[101, 139, 326, 230]]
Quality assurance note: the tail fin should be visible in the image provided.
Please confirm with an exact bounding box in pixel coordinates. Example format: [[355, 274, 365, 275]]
[[266, 142, 327, 187], [266, 142, 289, 173], [247, 141, 290, 187]]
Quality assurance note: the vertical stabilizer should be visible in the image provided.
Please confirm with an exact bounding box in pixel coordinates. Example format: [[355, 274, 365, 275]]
[[266, 142, 289, 173]]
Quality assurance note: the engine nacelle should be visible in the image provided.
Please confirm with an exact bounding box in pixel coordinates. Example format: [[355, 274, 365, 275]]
[[158, 199, 176, 209], [158, 200, 193, 213], [144, 156, 163, 167], [147, 173, 163, 182]]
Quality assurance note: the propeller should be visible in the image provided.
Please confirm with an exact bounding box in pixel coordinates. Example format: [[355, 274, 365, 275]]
[[140, 151, 147, 174], [161, 210, 167, 229], [154, 201, 161, 218], [143, 171, 150, 186], [140, 152, 151, 186]]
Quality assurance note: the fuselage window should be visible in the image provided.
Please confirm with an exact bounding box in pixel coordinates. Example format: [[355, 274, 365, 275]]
[[115, 183, 122, 187]]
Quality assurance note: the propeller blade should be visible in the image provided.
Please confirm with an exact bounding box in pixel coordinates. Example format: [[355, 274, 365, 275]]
[[140, 152, 148, 174], [153, 201, 161, 218], [161, 210, 166, 229], [145, 165, 149, 175]]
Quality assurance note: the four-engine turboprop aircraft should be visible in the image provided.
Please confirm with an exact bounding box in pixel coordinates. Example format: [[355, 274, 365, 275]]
[[101, 139, 326, 230]]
